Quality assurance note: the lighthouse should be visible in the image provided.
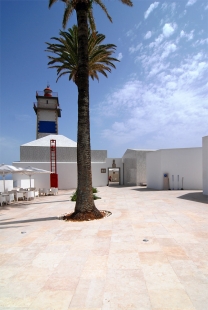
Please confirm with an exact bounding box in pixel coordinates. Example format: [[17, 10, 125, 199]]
[[33, 85, 61, 139]]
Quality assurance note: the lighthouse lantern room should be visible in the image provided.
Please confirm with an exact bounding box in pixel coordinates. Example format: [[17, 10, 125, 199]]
[[33, 86, 61, 139]]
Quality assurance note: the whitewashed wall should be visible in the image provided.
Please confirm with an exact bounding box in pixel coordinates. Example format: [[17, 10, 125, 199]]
[[12, 158, 124, 190], [122, 149, 154, 185], [13, 179, 34, 189], [202, 136, 208, 195], [146, 148, 202, 190], [146, 151, 162, 189], [12, 162, 51, 189]]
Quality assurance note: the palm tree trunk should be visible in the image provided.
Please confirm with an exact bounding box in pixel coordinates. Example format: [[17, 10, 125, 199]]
[[72, 1, 103, 220]]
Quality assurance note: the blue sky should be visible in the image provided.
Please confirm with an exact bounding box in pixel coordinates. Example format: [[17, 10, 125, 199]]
[[0, 0, 208, 165]]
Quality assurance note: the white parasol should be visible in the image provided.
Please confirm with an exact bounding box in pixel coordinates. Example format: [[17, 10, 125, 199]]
[[22, 166, 51, 188], [0, 164, 24, 192]]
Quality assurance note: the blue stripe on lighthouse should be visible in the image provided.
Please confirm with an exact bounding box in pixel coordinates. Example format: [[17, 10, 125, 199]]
[[38, 121, 56, 133]]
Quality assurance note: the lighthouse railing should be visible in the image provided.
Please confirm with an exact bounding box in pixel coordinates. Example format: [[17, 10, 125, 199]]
[[36, 91, 58, 97]]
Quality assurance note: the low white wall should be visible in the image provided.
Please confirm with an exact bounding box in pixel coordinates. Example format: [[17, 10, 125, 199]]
[[13, 179, 35, 189], [0, 180, 14, 192], [203, 136, 208, 195], [12, 162, 51, 189], [147, 148, 202, 190]]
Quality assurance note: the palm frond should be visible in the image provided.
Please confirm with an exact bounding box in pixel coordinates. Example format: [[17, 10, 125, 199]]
[[45, 25, 119, 84], [63, 2, 74, 28], [48, 0, 58, 8], [88, 8, 96, 33], [120, 0, 133, 6], [93, 0, 112, 22]]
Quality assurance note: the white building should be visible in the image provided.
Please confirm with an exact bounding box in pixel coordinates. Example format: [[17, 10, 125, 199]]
[[12, 134, 153, 189], [10, 86, 208, 193], [122, 149, 155, 186], [13, 134, 124, 189], [146, 147, 202, 190], [11, 85, 152, 189], [202, 136, 208, 195]]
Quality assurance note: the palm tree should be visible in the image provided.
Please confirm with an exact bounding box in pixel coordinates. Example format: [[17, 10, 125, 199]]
[[45, 25, 119, 86], [49, 0, 133, 221]]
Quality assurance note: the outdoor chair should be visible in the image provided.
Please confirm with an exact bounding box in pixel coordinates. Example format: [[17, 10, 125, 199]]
[[34, 190, 39, 197], [39, 188, 44, 196], [16, 192, 24, 201], [24, 191, 34, 201], [6, 192, 15, 204], [51, 187, 58, 195], [43, 188, 50, 195], [0, 195, 7, 206]]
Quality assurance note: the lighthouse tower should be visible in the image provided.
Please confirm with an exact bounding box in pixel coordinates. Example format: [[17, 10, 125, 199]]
[[33, 86, 61, 139]]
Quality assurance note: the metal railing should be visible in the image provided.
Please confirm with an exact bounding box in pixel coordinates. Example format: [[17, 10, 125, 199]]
[[33, 102, 61, 108], [36, 91, 58, 97]]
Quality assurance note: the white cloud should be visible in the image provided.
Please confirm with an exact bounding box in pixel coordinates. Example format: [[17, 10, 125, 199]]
[[161, 43, 177, 59], [186, 0, 197, 6], [111, 122, 127, 132], [148, 62, 170, 77], [144, 2, 159, 19], [186, 30, 194, 40], [171, 2, 176, 13], [180, 30, 185, 37], [163, 23, 177, 37], [94, 0, 208, 150], [95, 48, 208, 149], [180, 30, 194, 40], [126, 29, 134, 37], [117, 53, 123, 61], [98, 77, 208, 147], [135, 22, 142, 29], [166, 81, 177, 89], [149, 34, 164, 48], [144, 31, 152, 39], [198, 38, 208, 45], [129, 43, 143, 54], [161, 3, 168, 11]]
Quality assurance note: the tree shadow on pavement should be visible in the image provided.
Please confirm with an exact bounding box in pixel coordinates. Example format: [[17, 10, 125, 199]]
[[0, 199, 70, 210], [0, 225, 26, 230], [0, 216, 58, 226], [177, 191, 208, 204]]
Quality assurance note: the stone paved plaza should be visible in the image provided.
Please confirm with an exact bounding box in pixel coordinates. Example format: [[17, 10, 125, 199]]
[[0, 186, 208, 309]]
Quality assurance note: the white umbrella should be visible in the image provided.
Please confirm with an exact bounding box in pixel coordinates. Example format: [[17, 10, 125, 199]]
[[22, 166, 51, 188], [0, 164, 24, 192]]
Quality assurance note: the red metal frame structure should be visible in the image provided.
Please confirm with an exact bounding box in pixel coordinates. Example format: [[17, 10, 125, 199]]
[[50, 139, 58, 188], [50, 139, 57, 173]]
